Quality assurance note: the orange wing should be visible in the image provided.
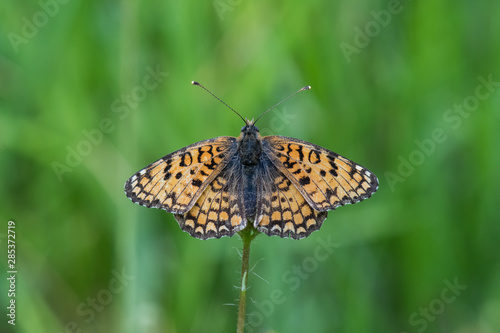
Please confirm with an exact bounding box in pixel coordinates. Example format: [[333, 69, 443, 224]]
[[262, 136, 378, 212], [125, 137, 237, 214], [254, 159, 327, 239], [174, 159, 247, 239]]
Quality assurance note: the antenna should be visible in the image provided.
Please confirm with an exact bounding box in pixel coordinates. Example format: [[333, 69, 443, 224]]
[[191, 81, 246, 124], [254, 85, 311, 125]]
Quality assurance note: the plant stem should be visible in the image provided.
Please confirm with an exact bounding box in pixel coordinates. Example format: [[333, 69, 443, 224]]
[[237, 225, 259, 333]]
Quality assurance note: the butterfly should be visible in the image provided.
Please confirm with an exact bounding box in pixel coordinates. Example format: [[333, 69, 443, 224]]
[[124, 82, 379, 240]]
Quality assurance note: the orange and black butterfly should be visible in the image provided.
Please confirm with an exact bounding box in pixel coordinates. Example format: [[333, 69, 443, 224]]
[[124, 82, 378, 240]]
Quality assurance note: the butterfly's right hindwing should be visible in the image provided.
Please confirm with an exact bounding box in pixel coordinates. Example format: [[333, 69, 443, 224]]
[[125, 136, 237, 214], [254, 156, 328, 239]]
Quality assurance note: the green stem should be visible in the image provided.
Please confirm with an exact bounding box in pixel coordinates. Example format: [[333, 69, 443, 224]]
[[237, 225, 259, 333]]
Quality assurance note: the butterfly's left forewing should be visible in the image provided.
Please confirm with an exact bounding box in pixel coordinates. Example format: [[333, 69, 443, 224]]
[[125, 136, 237, 214], [262, 136, 379, 212]]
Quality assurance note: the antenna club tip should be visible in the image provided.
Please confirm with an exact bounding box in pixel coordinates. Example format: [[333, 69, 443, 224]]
[[303, 85, 312, 90], [191, 81, 201, 86]]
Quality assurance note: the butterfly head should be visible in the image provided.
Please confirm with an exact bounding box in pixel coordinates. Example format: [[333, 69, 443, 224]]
[[239, 118, 260, 140]]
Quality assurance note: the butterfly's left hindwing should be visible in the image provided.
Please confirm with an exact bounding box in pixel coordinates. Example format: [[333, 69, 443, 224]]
[[262, 136, 379, 212], [174, 158, 247, 239], [125, 136, 237, 214]]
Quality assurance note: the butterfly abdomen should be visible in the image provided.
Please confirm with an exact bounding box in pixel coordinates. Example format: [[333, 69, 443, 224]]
[[242, 164, 259, 220]]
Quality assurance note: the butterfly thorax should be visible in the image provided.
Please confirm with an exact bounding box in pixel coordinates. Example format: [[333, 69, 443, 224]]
[[237, 125, 262, 166]]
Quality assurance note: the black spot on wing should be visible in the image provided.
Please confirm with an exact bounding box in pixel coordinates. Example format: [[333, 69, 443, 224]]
[[299, 176, 310, 186]]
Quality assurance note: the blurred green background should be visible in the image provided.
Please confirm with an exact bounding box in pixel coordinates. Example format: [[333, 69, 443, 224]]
[[1, 0, 500, 332]]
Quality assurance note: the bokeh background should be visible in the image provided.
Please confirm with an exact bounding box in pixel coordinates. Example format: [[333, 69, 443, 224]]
[[1, 1, 500, 332]]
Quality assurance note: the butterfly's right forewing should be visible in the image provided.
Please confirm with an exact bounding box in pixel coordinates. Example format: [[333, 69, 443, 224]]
[[125, 136, 237, 214], [262, 136, 379, 212]]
